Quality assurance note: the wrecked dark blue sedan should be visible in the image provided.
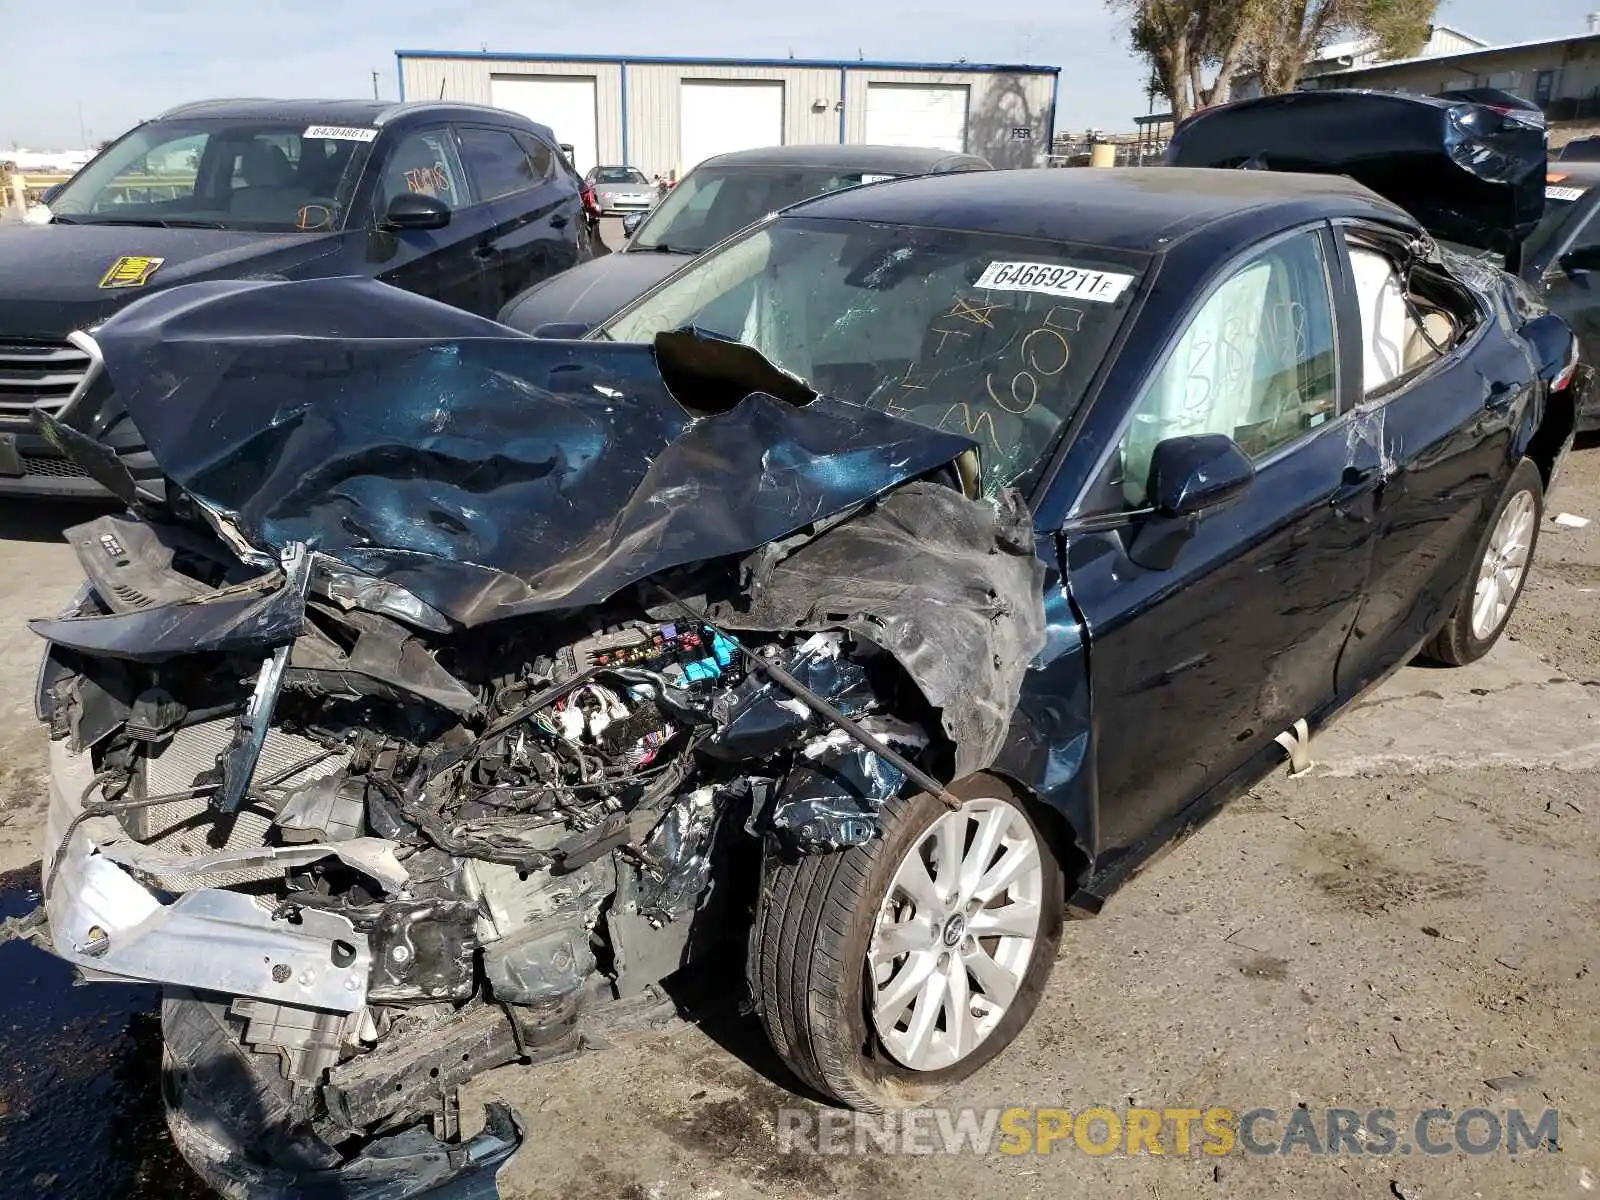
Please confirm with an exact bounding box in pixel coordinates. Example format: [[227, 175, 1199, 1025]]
[[25, 91, 1587, 1196]]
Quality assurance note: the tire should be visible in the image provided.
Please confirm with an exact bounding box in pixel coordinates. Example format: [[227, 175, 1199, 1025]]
[[752, 775, 1063, 1111], [1423, 457, 1543, 667]]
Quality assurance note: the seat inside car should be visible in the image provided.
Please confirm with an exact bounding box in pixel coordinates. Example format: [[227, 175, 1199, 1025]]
[[1348, 245, 1455, 390], [230, 140, 311, 223]]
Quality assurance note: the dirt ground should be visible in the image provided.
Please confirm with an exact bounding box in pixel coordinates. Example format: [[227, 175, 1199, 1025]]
[[0, 437, 1595, 1198]]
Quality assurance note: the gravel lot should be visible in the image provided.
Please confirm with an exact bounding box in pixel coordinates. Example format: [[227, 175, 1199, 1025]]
[[0, 424, 1594, 1198]]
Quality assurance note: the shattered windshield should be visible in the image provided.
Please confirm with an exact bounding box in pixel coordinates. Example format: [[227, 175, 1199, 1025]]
[[604, 216, 1146, 493]]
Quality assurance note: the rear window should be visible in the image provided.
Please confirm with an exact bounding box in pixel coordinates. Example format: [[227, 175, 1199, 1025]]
[[1526, 174, 1593, 263], [631, 165, 909, 255]]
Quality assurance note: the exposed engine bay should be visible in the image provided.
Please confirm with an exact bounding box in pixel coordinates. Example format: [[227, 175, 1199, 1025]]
[[29, 277, 1047, 1194], [39, 518, 940, 1150]]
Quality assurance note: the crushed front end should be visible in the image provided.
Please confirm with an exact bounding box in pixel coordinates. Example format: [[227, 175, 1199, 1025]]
[[30, 278, 1045, 1196]]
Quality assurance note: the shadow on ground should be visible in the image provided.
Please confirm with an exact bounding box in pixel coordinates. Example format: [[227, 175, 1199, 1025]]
[[0, 501, 114, 546], [0, 864, 209, 1199]]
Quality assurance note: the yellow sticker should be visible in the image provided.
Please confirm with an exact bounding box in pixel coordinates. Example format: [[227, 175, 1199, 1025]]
[[98, 256, 165, 289]]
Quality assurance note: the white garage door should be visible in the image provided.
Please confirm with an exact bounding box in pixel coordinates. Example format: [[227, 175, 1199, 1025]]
[[679, 81, 784, 174], [490, 75, 598, 175], [864, 84, 970, 154]]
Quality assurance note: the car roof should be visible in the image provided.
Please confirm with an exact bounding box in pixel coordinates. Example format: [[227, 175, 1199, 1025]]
[[693, 144, 990, 173], [153, 98, 544, 133], [784, 166, 1414, 252]]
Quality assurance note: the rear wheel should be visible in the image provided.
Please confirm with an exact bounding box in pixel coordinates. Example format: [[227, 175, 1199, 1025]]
[[1423, 457, 1543, 666], [753, 777, 1062, 1111]]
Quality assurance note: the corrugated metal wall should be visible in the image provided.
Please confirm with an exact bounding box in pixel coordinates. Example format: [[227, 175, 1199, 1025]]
[[400, 57, 626, 164], [627, 64, 839, 175], [399, 56, 1056, 176], [843, 69, 1054, 168]]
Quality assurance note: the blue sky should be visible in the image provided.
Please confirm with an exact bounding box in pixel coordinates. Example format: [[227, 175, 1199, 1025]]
[[0, 0, 1583, 148]]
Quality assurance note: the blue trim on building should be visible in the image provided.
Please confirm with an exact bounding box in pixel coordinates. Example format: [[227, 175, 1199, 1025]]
[[395, 49, 1059, 75], [620, 60, 630, 165], [837, 66, 847, 143], [396, 54, 405, 101]]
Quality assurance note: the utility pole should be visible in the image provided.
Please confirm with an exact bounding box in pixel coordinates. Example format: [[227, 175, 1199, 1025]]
[[371, 70, 380, 100], [77, 101, 87, 149]]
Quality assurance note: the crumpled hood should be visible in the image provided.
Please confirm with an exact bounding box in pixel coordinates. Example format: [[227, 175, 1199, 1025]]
[[84, 276, 976, 628]]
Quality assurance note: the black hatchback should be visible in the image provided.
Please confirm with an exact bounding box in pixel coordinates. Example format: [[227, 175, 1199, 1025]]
[[0, 98, 598, 497]]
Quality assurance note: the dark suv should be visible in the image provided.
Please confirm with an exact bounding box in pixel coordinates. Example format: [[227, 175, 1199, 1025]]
[[0, 98, 597, 498]]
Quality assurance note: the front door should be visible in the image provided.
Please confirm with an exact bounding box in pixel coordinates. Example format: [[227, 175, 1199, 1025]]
[[1065, 225, 1378, 864], [367, 125, 494, 314]]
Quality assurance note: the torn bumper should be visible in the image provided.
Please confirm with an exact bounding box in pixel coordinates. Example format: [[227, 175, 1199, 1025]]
[[41, 737, 372, 1011], [166, 1101, 520, 1200], [163, 996, 522, 1200]]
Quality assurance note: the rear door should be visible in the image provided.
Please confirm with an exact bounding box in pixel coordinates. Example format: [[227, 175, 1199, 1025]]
[[1065, 225, 1378, 862], [366, 125, 492, 313], [1330, 225, 1526, 697], [454, 124, 583, 315]]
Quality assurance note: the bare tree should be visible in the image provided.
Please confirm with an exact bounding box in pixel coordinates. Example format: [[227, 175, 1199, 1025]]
[[1112, 0, 1437, 122], [1114, 0, 1255, 122], [1246, 0, 1436, 95]]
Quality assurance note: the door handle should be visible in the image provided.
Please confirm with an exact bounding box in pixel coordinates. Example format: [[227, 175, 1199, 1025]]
[[472, 244, 497, 260], [550, 214, 569, 228], [1485, 381, 1515, 412], [1331, 465, 1382, 521]]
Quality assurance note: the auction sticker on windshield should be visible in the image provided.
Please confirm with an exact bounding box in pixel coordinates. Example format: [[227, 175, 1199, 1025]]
[[1548, 185, 1586, 202], [304, 125, 379, 142], [975, 261, 1135, 303]]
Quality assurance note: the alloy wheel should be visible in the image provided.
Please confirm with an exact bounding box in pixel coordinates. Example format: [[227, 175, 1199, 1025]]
[[1471, 489, 1536, 641], [867, 796, 1044, 1071]]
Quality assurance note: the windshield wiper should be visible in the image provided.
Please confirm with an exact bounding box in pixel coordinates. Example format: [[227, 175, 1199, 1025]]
[[631, 243, 698, 255], [50, 216, 227, 229]]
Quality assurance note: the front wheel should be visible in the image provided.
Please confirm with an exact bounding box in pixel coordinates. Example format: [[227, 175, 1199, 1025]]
[[752, 777, 1063, 1111], [1423, 457, 1543, 666]]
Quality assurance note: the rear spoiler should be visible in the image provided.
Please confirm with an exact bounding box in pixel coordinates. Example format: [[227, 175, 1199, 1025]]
[[1165, 90, 1546, 270]]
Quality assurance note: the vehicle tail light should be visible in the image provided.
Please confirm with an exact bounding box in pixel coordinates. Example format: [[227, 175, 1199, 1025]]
[[1554, 336, 1582, 392], [580, 184, 601, 217]]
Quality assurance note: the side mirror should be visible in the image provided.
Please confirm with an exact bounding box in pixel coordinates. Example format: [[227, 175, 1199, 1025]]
[[1128, 434, 1255, 570], [1559, 243, 1600, 276], [530, 321, 595, 340], [380, 192, 451, 232], [1147, 434, 1255, 517], [621, 212, 647, 238]]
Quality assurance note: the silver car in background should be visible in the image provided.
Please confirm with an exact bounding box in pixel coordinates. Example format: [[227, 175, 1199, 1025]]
[[585, 164, 656, 214]]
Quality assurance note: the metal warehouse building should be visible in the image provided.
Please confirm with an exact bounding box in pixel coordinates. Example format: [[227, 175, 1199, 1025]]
[[395, 51, 1059, 178]]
